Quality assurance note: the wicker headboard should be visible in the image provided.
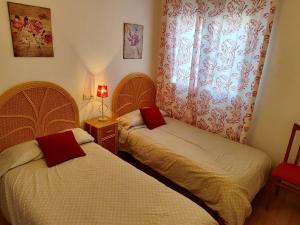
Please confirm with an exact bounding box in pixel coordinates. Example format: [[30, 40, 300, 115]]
[[112, 73, 156, 118], [0, 81, 79, 152]]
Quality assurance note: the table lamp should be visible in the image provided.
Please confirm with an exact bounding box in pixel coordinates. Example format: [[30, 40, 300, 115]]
[[97, 85, 108, 121]]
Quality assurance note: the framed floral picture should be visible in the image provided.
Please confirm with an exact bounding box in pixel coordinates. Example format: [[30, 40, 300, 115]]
[[123, 23, 143, 59], [7, 2, 54, 57]]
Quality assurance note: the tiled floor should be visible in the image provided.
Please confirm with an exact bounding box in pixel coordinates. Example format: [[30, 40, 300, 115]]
[[245, 185, 300, 225]]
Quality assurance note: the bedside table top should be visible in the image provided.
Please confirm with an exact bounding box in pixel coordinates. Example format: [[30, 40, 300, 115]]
[[85, 117, 117, 129]]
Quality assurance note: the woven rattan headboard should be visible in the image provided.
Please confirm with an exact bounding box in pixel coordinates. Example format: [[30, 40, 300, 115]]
[[112, 73, 156, 118], [0, 81, 79, 152]]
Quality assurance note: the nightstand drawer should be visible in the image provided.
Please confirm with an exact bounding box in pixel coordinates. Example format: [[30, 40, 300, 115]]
[[85, 117, 118, 155], [101, 136, 117, 154], [100, 124, 116, 138]]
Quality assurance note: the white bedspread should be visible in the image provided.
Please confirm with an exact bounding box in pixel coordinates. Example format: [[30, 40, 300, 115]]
[[120, 117, 272, 225], [0, 142, 217, 225]]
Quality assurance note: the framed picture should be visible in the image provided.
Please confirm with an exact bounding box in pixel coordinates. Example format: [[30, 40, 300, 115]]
[[123, 23, 143, 59], [7, 2, 54, 57]]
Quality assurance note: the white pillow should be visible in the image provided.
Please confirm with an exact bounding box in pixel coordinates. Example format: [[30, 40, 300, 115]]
[[0, 140, 43, 177], [71, 128, 94, 144], [117, 110, 145, 129], [0, 128, 94, 177], [117, 109, 169, 130]]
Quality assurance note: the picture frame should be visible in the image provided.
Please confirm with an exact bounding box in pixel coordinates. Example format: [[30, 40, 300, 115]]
[[7, 2, 54, 57], [123, 23, 143, 59]]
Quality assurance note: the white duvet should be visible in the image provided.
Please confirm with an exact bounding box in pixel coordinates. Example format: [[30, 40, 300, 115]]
[[0, 141, 217, 225], [119, 117, 272, 225]]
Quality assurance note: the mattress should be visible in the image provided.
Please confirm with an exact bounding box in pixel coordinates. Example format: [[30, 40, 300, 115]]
[[0, 142, 217, 225], [119, 117, 272, 225]]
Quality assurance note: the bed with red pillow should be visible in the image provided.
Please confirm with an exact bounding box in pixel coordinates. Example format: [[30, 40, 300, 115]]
[[0, 128, 217, 225], [113, 73, 272, 225], [0, 81, 217, 225]]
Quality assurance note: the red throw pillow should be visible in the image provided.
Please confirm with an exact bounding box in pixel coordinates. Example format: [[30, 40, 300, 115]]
[[140, 106, 166, 129], [36, 131, 86, 167]]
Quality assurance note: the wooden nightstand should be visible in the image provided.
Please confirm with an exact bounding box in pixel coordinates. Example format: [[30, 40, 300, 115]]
[[85, 118, 118, 155]]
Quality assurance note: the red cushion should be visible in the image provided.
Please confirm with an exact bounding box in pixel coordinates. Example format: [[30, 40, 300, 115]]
[[140, 106, 166, 129], [36, 131, 86, 167], [272, 162, 300, 186]]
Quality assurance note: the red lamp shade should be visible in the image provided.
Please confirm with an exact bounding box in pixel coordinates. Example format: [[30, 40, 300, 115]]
[[97, 85, 108, 98]]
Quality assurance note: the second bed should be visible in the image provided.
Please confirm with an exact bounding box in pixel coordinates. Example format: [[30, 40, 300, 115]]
[[113, 73, 272, 225]]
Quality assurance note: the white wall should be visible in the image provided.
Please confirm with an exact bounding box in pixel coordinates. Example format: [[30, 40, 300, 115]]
[[0, 0, 162, 122], [248, 0, 300, 165], [3, 0, 296, 166]]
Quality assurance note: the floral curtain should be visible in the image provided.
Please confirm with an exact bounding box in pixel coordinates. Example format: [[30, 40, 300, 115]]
[[156, 0, 276, 143]]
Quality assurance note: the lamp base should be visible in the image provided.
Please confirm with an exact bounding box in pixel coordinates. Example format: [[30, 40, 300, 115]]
[[98, 115, 110, 121]]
